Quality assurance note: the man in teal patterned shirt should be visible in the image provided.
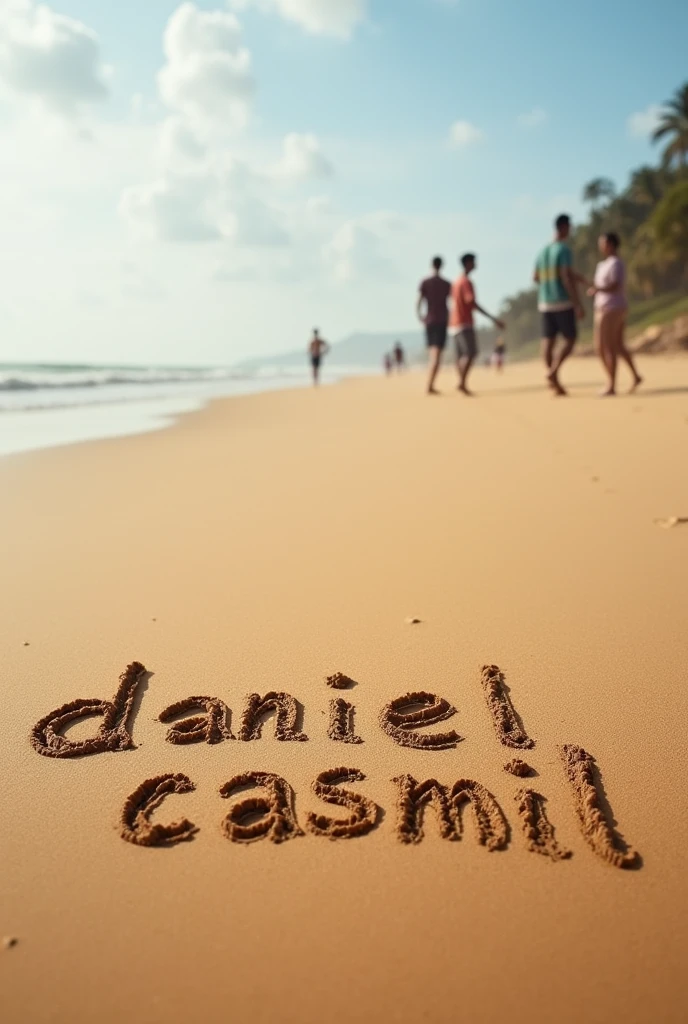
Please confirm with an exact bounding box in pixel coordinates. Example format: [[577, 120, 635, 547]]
[[534, 214, 584, 396]]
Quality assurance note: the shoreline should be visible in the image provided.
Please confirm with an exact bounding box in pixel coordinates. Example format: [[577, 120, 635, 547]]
[[5, 346, 686, 461], [3, 355, 688, 1024], [0, 369, 347, 459]]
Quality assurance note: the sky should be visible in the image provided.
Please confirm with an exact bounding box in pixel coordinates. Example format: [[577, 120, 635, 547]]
[[0, 0, 686, 366]]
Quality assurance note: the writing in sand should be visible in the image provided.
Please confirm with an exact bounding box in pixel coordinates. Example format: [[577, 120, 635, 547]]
[[30, 663, 639, 869]]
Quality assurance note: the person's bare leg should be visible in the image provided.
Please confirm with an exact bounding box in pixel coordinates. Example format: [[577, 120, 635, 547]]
[[601, 344, 617, 395], [547, 338, 575, 396], [542, 337, 556, 387], [459, 355, 476, 395], [621, 345, 642, 391], [455, 353, 463, 388], [595, 313, 616, 395], [615, 316, 642, 391], [427, 347, 442, 394]]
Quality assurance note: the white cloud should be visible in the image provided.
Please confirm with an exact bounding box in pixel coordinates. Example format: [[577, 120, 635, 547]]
[[119, 5, 350, 271], [0, 0, 110, 116], [324, 211, 401, 283], [627, 104, 663, 139], [120, 7, 335, 250], [159, 116, 207, 162], [233, 195, 290, 246], [231, 0, 366, 39], [212, 262, 261, 282], [120, 170, 226, 243], [120, 158, 290, 248], [274, 132, 333, 181], [158, 3, 255, 130], [517, 107, 547, 129], [119, 262, 167, 302], [448, 120, 483, 149], [122, 4, 274, 245]]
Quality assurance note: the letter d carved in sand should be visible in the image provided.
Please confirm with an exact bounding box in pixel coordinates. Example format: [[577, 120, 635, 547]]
[[30, 662, 147, 759]]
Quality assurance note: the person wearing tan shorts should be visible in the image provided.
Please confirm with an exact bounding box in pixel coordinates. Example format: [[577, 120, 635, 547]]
[[588, 233, 642, 397]]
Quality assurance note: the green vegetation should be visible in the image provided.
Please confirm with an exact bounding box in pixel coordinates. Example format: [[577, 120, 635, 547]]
[[607, 291, 688, 334], [505, 293, 688, 363], [502, 80, 688, 355], [574, 290, 688, 350]]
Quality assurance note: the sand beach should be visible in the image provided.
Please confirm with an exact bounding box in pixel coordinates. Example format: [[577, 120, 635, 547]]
[[2, 356, 688, 1023]]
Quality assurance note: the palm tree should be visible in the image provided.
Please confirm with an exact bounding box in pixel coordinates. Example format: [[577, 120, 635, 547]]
[[651, 180, 688, 260], [628, 165, 667, 206], [626, 223, 665, 299], [582, 177, 616, 212], [652, 83, 688, 168]]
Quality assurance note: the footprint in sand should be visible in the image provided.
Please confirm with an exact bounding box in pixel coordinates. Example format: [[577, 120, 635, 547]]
[[654, 516, 688, 529]]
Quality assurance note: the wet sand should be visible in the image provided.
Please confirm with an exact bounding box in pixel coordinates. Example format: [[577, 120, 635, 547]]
[[2, 356, 688, 1023]]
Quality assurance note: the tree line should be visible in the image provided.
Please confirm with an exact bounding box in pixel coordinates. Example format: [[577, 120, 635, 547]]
[[501, 82, 688, 352]]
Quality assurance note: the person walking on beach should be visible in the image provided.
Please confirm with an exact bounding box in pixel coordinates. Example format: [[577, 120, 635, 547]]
[[449, 253, 505, 396], [534, 214, 585, 396], [417, 256, 451, 395], [393, 342, 406, 372], [308, 329, 330, 386], [383, 353, 393, 376], [493, 335, 506, 372], [587, 233, 642, 396]]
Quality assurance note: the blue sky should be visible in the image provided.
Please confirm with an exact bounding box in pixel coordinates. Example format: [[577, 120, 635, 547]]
[[0, 0, 685, 365]]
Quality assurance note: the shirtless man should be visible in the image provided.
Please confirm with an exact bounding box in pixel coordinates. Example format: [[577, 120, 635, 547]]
[[533, 214, 585, 396], [308, 329, 330, 386], [417, 256, 451, 395]]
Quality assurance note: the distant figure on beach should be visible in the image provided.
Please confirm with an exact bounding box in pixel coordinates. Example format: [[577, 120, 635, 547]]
[[587, 233, 642, 396], [393, 342, 406, 372], [493, 336, 506, 372], [449, 253, 505, 396], [383, 353, 393, 375], [308, 329, 330, 386], [534, 214, 585, 397], [417, 256, 451, 395]]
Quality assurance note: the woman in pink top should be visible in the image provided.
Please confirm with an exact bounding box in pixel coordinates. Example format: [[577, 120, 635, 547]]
[[588, 233, 642, 396]]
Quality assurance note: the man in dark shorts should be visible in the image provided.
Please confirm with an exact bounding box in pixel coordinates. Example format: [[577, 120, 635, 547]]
[[534, 214, 584, 396], [308, 329, 330, 386], [417, 256, 451, 395], [449, 253, 504, 395]]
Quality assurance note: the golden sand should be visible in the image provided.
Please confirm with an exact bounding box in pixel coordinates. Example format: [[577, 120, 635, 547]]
[[2, 356, 688, 1023]]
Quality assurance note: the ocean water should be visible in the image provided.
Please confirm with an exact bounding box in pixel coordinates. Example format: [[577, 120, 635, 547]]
[[0, 362, 346, 457]]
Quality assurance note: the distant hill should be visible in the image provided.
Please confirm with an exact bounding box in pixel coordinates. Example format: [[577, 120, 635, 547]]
[[235, 330, 423, 370], [236, 327, 496, 370]]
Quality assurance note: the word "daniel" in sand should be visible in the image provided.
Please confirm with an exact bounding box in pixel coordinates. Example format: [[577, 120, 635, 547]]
[[29, 662, 640, 869]]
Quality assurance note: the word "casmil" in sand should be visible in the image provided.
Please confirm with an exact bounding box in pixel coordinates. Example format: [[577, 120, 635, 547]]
[[29, 662, 639, 869]]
